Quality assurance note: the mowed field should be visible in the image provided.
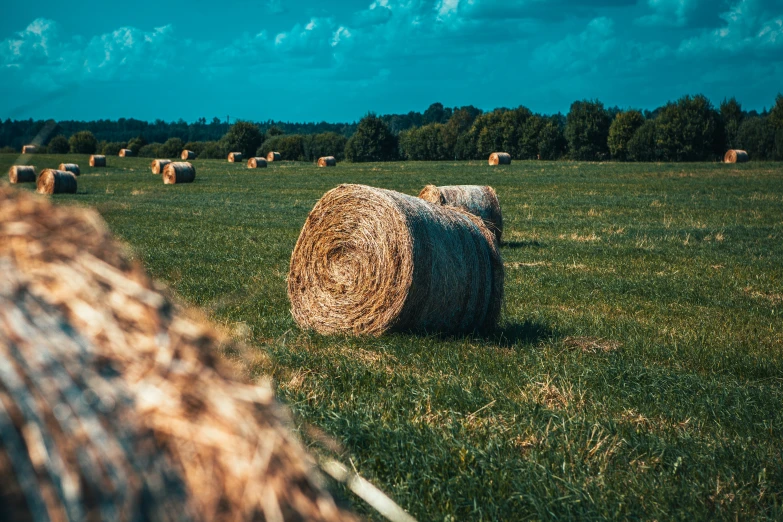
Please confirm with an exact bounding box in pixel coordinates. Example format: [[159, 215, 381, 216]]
[[3, 154, 782, 520]]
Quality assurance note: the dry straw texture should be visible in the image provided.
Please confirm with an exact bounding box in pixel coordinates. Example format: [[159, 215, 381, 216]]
[[489, 152, 511, 165], [267, 152, 282, 162], [724, 150, 749, 163], [181, 150, 196, 160], [151, 159, 172, 174], [318, 156, 337, 167], [288, 184, 504, 336], [418, 184, 503, 244], [89, 154, 106, 167], [119, 149, 133, 157], [36, 169, 77, 194], [58, 163, 80, 176], [0, 187, 357, 522], [228, 152, 243, 163], [163, 162, 196, 184], [21, 145, 36, 154], [248, 157, 268, 168], [8, 165, 36, 184]]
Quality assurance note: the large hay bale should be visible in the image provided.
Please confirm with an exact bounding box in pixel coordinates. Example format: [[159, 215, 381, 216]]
[[228, 152, 243, 163], [724, 149, 749, 163], [419, 184, 503, 244], [36, 169, 77, 194], [181, 149, 196, 160], [163, 162, 196, 184], [0, 187, 357, 522], [58, 162, 80, 176], [288, 184, 504, 336], [119, 148, 133, 157], [248, 157, 268, 168], [151, 158, 172, 174], [318, 156, 337, 167], [8, 165, 36, 184], [89, 154, 106, 167], [488, 152, 511, 165], [267, 151, 282, 162], [21, 145, 36, 154]]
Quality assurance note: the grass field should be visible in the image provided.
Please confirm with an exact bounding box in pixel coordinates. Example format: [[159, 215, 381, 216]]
[[3, 154, 782, 520]]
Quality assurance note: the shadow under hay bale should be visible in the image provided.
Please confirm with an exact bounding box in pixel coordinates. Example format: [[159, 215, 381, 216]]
[[119, 149, 133, 157], [489, 152, 511, 165], [248, 157, 268, 168], [58, 163, 80, 176], [724, 150, 749, 163], [181, 150, 195, 160], [151, 159, 172, 174], [228, 152, 243, 163], [0, 188, 358, 522], [8, 166, 36, 184], [288, 184, 504, 336], [267, 151, 282, 162], [318, 156, 337, 167], [162, 162, 195, 184], [36, 169, 77, 194], [89, 155, 106, 167], [418, 184, 503, 244]]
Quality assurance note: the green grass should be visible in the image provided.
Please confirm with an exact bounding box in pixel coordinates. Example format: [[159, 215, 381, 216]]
[[3, 154, 783, 520]]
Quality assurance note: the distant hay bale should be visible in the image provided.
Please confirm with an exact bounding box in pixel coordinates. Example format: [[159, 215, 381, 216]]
[[419, 184, 503, 243], [36, 169, 77, 194], [489, 152, 511, 165], [318, 156, 337, 167], [58, 162, 80, 176], [163, 161, 196, 184], [267, 151, 282, 162], [724, 150, 749, 164], [119, 148, 133, 157], [151, 158, 172, 174], [22, 145, 36, 154], [89, 154, 106, 167], [0, 188, 358, 522], [181, 149, 196, 160], [248, 157, 268, 168], [288, 184, 504, 336], [228, 152, 243, 162], [8, 165, 36, 184]]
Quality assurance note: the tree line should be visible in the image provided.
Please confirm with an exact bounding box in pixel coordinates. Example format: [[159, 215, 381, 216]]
[[3, 94, 782, 162]]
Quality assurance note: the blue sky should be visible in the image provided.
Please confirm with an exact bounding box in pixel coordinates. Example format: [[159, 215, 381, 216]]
[[1, 0, 781, 122]]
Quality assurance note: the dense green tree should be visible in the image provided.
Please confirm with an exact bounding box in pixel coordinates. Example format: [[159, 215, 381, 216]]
[[501, 107, 533, 159], [538, 117, 568, 160], [565, 100, 611, 160], [399, 124, 449, 161], [655, 95, 722, 161], [265, 125, 285, 139], [422, 103, 451, 125], [767, 94, 783, 160], [69, 131, 98, 154], [47, 135, 70, 154], [344, 115, 398, 162], [608, 110, 645, 161], [160, 137, 185, 158], [736, 117, 775, 160], [442, 107, 480, 158], [258, 135, 306, 161], [127, 135, 147, 155], [138, 143, 163, 158], [183, 141, 207, 158], [720, 98, 743, 150], [302, 132, 348, 162], [101, 141, 127, 156], [472, 110, 506, 158], [627, 120, 658, 162], [224, 121, 264, 158], [198, 141, 229, 159]]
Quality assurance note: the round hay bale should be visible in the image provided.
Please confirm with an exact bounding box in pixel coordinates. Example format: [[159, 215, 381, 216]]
[[89, 154, 106, 167], [21, 145, 36, 154], [8, 165, 36, 184], [58, 162, 80, 176], [288, 184, 504, 336], [0, 187, 358, 522], [488, 152, 511, 165], [163, 162, 196, 184], [248, 157, 268, 168], [36, 169, 77, 194], [419, 184, 503, 244], [151, 158, 172, 174], [318, 156, 337, 167], [724, 150, 749, 163], [181, 149, 196, 160], [227, 152, 243, 163], [119, 148, 133, 157], [267, 151, 282, 162]]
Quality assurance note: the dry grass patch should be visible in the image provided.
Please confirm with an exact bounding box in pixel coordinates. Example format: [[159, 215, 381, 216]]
[[563, 336, 621, 353], [505, 261, 551, 269], [744, 287, 783, 305], [559, 232, 601, 242]]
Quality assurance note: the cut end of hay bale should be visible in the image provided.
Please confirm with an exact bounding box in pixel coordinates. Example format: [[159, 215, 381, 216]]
[[418, 184, 503, 244], [8, 165, 36, 184], [318, 156, 337, 167], [228, 152, 243, 162], [724, 149, 749, 163], [119, 149, 133, 157], [267, 151, 282, 162], [21, 145, 36, 154], [58, 163, 80, 176], [248, 157, 268, 168], [89, 155, 106, 167], [151, 158, 172, 174], [489, 152, 511, 166], [288, 184, 503, 336], [181, 149, 196, 160], [36, 169, 77, 195], [163, 161, 196, 184]]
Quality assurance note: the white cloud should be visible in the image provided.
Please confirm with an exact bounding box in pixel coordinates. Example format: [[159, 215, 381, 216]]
[[532, 17, 617, 74], [637, 0, 729, 28]]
